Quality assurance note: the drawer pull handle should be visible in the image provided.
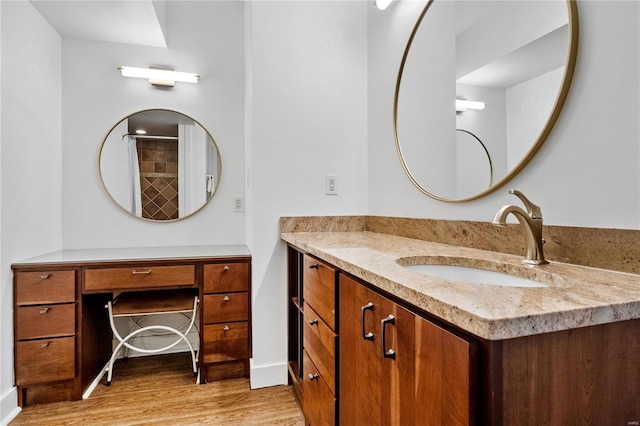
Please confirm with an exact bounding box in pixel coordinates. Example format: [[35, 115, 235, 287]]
[[308, 319, 319, 326], [308, 373, 319, 381], [42, 341, 50, 348], [223, 296, 230, 302], [308, 264, 319, 269], [223, 265, 230, 271], [223, 326, 230, 331], [40, 307, 50, 314], [362, 302, 374, 341], [40, 274, 51, 280], [131, 270, 152, 275], [382, 314, 396, 360]]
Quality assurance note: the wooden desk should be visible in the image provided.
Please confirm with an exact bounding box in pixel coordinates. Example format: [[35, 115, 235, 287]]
[[12, 245, 251, 406]]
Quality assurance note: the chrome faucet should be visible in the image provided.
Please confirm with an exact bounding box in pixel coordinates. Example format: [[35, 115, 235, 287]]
[[492, 189, 548, 265]]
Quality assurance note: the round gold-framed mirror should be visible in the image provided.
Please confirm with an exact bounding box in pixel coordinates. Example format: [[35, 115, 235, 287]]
[[394, 0, 579, 202], [99, 109, 222, 221]]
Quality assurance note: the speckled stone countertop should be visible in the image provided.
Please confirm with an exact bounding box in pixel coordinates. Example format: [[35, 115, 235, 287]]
[[281, 231, 640, 341]]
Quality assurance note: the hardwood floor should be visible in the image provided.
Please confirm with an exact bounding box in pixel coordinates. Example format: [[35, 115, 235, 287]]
[[11, 354, 304, 425]]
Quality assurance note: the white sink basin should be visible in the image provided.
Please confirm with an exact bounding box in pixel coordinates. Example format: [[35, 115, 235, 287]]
[[403, 264, 548, 288]]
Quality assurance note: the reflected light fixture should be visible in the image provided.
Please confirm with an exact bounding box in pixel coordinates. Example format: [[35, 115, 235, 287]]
[[118, 66, 200, 87], [456, 99, 486, 113], [135, 129, 147, 135], [375, 0, 393, 10]]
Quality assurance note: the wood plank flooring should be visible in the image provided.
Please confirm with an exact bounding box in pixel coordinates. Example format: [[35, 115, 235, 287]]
[[11, 353, 304, 425]]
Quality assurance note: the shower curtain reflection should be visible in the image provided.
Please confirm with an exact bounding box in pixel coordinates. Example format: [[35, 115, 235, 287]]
[[127, 135, 142, 216]]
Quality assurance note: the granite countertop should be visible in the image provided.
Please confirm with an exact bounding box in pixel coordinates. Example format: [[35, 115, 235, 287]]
[[281, 231, 640, 341]]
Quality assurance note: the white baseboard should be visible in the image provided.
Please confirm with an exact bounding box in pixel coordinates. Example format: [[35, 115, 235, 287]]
[[0, 387, 20, 426], [249, 360, 288, 389]]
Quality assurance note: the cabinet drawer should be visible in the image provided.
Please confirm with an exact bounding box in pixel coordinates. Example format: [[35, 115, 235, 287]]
[[84, 265, 194, 291], [203, 293, 249, 324], [302, 350, 336, 425], [303, 304, 337, 395], [303, 255, 336, 330], [202, 322, 250, 363], [15, 271, 75, 305], [203, 262, 249, 293], [15, 337, 75, 385], [16, 304, 75, 340]]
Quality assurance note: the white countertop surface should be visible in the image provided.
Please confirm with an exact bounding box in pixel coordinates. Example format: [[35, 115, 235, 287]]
[[281, 231, 640, 340], [12, 245, 251, 266]]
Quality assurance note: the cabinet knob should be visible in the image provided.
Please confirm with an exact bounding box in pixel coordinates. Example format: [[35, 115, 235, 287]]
[[223, 325, 230, 331], [223, 296, 230, 302], [223, 265, 230, 271], [41, 341, 50, 348], [308, 264, 319, 269], [308, 373, 319, 381], [308, 319, 319, 326], [40, 274, 51, 280], [40, 307, 50, 314]]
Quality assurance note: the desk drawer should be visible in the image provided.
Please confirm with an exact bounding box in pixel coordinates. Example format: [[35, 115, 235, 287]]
[[15, 271, 75, 305], [16, 337, 75, 385], [303, 255, 336, 330], [84, 265, 195, 291], [203, 293, 249, 324], [202, 322, 249, 363], [16, 304, 75, 340], [203, 262, 249, 293]]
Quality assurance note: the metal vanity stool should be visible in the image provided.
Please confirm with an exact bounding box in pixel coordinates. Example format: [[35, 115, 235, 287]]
[[105, 289, 200, 385]]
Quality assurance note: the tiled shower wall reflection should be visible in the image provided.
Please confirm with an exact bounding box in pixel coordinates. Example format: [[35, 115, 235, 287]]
[[137, 139, 179, 220]]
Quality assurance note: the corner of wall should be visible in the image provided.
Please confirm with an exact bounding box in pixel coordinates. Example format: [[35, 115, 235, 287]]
[[0, 387, 20, 426]]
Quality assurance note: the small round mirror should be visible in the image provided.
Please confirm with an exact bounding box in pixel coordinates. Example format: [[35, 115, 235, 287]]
[[99, 109, 221, 221]]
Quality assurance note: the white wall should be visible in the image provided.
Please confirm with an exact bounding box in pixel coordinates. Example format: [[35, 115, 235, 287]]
[[368, 0, 640, 229], [0, 2, 63, 421], [247, 1, 368, 387], [61, 1, 245, 249]]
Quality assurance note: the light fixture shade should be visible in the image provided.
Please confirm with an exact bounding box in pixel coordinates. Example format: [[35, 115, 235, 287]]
[[456, 99, 486, 112], [118, 66, 200, 85], [375, 0, 393, 10]]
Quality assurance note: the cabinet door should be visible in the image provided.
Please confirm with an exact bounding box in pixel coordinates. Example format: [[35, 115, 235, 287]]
[[339, 275, 384, 426], [414, 315, 474, 425]]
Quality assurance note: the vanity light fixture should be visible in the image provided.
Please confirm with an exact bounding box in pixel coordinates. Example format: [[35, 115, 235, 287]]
[[456, 99, 486, 113], [118, 66, 200, 87], [375, 0, 393, 10]]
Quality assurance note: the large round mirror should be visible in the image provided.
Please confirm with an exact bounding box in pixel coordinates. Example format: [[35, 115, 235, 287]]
[[394, 0, 578, 202], [99, 109, 221, 221]]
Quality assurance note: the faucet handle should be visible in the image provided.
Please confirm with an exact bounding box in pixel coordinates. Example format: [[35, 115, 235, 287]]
[[509, 189, 543, 219]]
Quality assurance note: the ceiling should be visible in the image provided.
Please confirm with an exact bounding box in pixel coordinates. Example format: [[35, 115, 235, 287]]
[[30, 0, 168, 47]]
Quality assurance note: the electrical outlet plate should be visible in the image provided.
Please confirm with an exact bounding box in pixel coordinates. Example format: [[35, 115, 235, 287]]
[[233, 196, 245, 212], [325, 174, 338, 195]]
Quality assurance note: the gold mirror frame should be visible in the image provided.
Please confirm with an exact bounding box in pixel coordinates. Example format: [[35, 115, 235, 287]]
[[98, 108, 222, 222], [393, 0, 579, 202]]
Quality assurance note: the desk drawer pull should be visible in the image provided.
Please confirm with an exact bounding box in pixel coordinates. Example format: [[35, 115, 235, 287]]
[[131, 270, 152, 275], [223, 296, 230, 301], [40, 307, 50, 314], [308, 319, 319, 326], [308, 373, 319, 381], [41, 341, 50, 348], [40, 274, 51, 280], [223, 265, 230, 271], [223, 325, 230, 331]]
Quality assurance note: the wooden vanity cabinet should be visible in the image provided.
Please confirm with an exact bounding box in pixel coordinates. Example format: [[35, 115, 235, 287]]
[[13, 269, 82, 405], [339, 274, 475, 426], [201, 261, 252, 382], [301, 254, 338, 426]]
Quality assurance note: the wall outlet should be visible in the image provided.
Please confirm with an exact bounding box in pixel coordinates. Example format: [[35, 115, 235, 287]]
[[233, 196, 245, 212], [325, 174, 338, 195]]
